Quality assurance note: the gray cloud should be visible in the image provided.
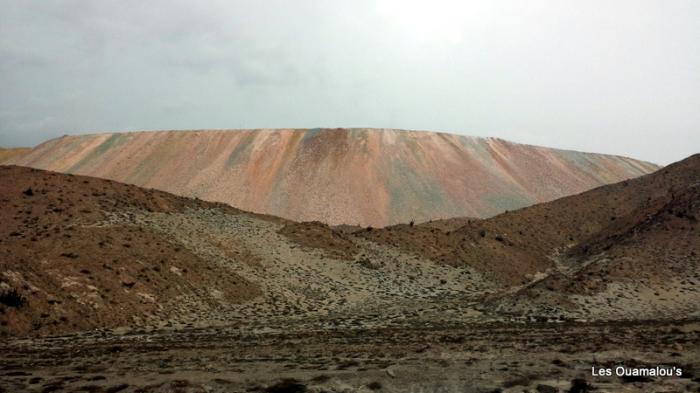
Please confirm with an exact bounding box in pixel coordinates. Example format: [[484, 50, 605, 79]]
[[0, 0, 698, 164]]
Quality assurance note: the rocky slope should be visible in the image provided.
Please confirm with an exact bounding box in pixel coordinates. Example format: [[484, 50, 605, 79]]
[[0, 166, 264, 336], [0, 165, 493, 337], [6, 128, 658, 226], [1, 155, 697, 338], [361, 154, 700, 320]]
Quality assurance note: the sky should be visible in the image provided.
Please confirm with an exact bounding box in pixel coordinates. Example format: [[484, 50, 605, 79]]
[[0, 1, 698, 165]]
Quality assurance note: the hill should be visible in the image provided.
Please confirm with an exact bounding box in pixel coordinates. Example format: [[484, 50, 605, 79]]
[[6, 128, 658, 226], [0, 147, 30, 163], [0, 165, 494, 337], [360, 154, 700, 320], [1, 155, 697, 338], [1, 157, 698, 392], [0, 166, 264, 336]]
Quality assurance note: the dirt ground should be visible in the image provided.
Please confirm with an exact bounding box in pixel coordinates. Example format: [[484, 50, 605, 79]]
[[1, 319, 698, 392]]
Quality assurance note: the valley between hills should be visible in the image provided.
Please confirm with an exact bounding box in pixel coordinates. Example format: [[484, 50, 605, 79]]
[[0, 130, 698, 392]]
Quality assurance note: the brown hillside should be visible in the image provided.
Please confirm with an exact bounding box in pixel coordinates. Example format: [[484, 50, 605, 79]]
[[0, 166, 261, 336], [361, 155, 700, 288], [1, 155, 697, 337], [278, 221, 359, 260], [1, 165, 497, 338]]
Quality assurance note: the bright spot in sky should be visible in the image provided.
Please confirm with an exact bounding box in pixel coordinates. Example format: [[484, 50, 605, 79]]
[[375, 0, 483, 45]]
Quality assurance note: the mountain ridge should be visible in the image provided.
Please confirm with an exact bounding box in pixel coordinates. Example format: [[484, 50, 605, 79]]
[[8, 128, 659, 226]]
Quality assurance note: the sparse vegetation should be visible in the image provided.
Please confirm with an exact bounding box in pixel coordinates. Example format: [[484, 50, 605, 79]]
[[357, 258, 379, 269], [0, 288, 26, 308], [0, 147, 697, 392], [536, 384, 558, 393], [568, 378, 592, 393], [265, 379, 307, 393]]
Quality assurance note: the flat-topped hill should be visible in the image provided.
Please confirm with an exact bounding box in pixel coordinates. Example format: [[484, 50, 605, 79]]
[[8, 128, 658, 226]]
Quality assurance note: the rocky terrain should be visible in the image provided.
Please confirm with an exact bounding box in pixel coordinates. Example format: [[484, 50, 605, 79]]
[[0, 154, 698, 392], [360, 154, 700, 321], [5, 128, 658, 226], [0, 166, 266, 336]]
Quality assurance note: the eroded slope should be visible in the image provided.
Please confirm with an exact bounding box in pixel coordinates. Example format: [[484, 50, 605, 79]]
[[8, 129, 658, 226]]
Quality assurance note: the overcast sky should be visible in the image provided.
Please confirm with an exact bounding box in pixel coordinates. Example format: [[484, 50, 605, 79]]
[[1, 1, 698, 165]]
